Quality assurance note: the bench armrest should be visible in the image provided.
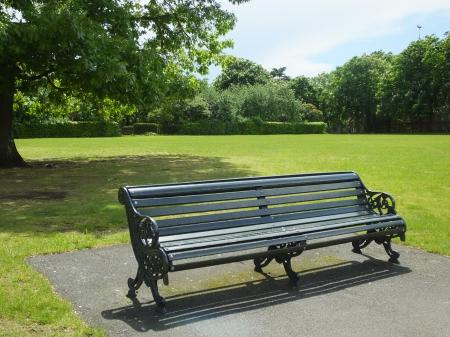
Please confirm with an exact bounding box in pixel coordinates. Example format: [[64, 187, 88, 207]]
[[137, 215, 160, 248], [365, 190, 396, 215], [118, 187, 160, 248]]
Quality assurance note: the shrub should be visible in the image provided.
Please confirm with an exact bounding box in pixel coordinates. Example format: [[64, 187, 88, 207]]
[[14, 121, 121, 138], [201, 86, 241, 122], [177, 121, 327, 135], [122, 125, 134, 135], [301, 103, 324, 122], [200, 82, 304, 123], [238, 82, 304, 122], [133, 123, 159, 134]]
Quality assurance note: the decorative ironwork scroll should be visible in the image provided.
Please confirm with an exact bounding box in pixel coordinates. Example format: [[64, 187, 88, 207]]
[[365, 191, 396, 215]]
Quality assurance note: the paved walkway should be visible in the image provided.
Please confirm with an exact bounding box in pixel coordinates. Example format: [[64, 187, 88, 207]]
[[29, 243, 450, 337]]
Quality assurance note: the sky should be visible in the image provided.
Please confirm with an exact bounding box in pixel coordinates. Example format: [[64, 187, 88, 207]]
[[208, 0, 450, 79]]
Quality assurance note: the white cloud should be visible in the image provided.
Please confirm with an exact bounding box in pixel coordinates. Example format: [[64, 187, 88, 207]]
[[222, 0, 450, 77]]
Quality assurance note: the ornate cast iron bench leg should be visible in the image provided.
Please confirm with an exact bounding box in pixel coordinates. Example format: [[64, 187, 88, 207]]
[[381, 238, 400, 264], [148, 279, 167, 314], [352, 235, 400, 264], [254, 256, 275, 272], [254, 245, 280, 272], [127, 267, 144, 299], [282, 257, 299, 286], [351, 238, 373, 254]]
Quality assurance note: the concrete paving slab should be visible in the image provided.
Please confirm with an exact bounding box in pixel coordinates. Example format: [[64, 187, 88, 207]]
[[29, 243, 450, 337]]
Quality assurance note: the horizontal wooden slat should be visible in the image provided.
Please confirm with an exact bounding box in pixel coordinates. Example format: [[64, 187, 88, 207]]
[[170, 233, 308, 260], [152, 199, 364, 227], [172, 228, 405, 270], [163, 215, 403, 251], [169, 220, 405, 260], [146, 189, 362, 217], [133, 181, 362, 207], [128, 172, 359, 198], [159, 205, 370, 236], [160, 213, 386, 244]]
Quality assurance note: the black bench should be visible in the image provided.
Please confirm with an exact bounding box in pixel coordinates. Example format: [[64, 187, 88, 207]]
[[118, 171, 406, 313]]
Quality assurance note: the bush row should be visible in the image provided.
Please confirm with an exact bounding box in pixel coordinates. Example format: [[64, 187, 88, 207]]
[[14, 120, 326, 138], [14, 121, 121, 138], [132, 123, 159, 134], [176, 121, 327, 135]]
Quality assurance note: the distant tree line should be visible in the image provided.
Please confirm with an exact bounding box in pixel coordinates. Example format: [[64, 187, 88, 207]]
[[13, 33, 450, 137], [153, 33, 450, 134], [298, 34, 450, 133]]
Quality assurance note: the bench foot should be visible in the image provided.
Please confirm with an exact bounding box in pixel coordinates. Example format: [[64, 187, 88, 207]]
[[353, 236, 400, 264], [126, 268, 144, 299], [351, 239, 372, 254], [149, 279, 167, 314], [282, 258, 300, 286], [253, 256, 274, 272], [382, 239, 400, 264]]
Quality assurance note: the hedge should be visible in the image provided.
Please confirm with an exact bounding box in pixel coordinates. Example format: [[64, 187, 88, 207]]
[[133, 123, 159, 134], [176, 121, 327, 135], [122, 125, 134, 135], [14, 121, 121, 138]]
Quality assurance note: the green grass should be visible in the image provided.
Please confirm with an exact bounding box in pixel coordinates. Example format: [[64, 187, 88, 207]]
[[1, 134, 449, 336]]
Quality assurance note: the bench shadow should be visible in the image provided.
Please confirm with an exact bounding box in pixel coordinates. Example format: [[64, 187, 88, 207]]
[[101, 257, 411, 332]]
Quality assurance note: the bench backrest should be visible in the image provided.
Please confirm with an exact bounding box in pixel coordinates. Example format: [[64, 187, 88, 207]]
[[123, 172, 370, 236]]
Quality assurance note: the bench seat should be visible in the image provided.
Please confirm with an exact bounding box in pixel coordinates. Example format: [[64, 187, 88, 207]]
[[119, 171, 406, 313], [161, 214, 404, 261]]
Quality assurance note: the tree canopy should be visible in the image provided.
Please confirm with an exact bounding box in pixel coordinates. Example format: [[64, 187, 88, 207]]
[[0, 0, 247, 167], [310, 35, 450, 133], [213, 57, 271, 90]]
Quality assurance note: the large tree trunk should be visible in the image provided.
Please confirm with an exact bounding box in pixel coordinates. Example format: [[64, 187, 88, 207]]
[[0, 64, 27, 168]]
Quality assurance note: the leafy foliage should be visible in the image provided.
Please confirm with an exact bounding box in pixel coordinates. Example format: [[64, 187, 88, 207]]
[[290, 76, 318, 105], [178, 120, 326, 134], [158, 81, 311, 132], [133, 123, 159, 134], [213, 57, 271, 90], [237, 82, 303, 122], [378, 35, 449, 132], [14, 121, 120, 138], [270, 67, 290, 80], [311, 35, 450, 132], [0, 0, 248, 165]]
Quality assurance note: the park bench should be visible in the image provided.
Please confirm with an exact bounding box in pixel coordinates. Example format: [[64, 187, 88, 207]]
[[118, 171, 406, 313]]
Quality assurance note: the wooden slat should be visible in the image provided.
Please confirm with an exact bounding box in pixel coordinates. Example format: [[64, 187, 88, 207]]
[[163, 216, 402, 251], [128, 172, 359, 198], [160, 213, 386, 244], [170, 233, 308, 260], [264, 181, 361, 197], [146, 189, 362, 217], [172, 228, 405, 270], [152, 199, 365, 227], [159, 205, 370, 236], [133, 181, 361, 207], [169, 220, 405, 260]]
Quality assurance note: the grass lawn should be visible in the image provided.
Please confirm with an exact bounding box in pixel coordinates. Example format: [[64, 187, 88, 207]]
[[1, 134, 449, 336]]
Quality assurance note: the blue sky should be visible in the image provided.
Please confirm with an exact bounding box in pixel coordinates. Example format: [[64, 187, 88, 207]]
[[209, 0, 450, 79]]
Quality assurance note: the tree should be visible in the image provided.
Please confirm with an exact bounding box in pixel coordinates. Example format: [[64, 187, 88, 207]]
[[436, 33, 450, 130], [237, 82, 303, 122], [327, 52, 392, 132], [380, 36, 443, 131], [0, 0, 247, 167], [290, 76, 318, 105], [270, 67, 290, 80], [213, 57, 271, 90]]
